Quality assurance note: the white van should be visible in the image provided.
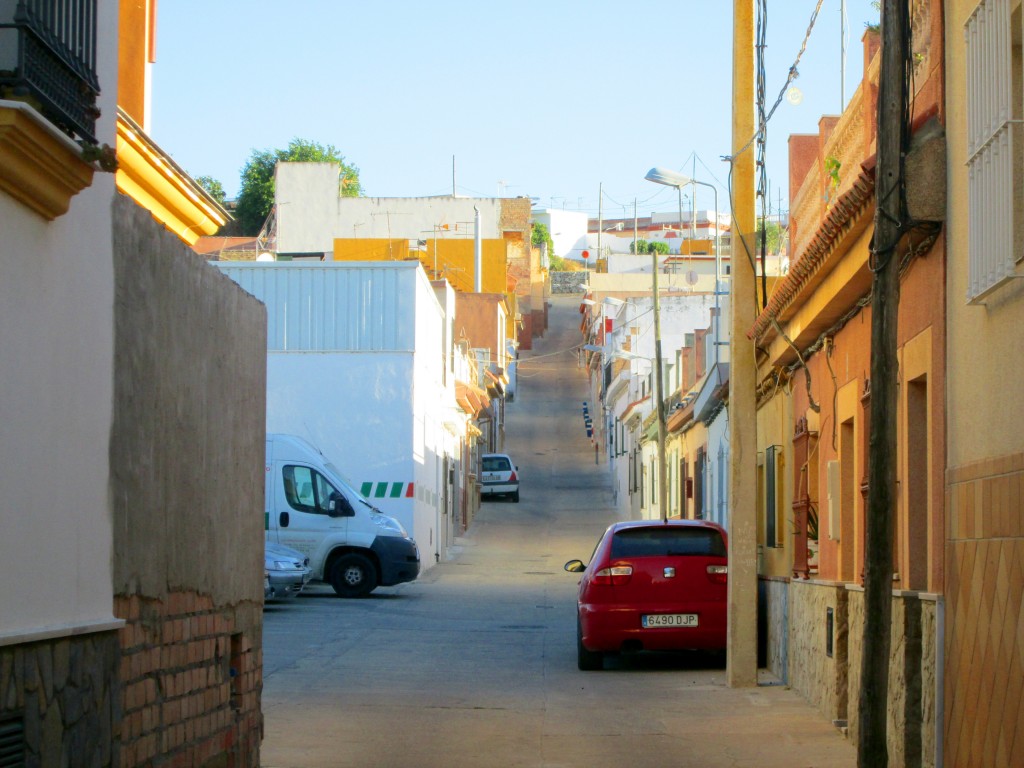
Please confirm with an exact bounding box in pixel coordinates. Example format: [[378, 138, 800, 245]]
[[266, 434, 421, 597]]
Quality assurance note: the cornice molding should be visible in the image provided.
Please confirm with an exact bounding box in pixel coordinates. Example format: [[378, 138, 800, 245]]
[[0, 100, 94, 220], [115, 108, 229, 245]]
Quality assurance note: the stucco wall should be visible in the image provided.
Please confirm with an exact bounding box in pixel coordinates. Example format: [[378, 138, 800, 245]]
[[109, 195, 266, 766], [275, 164, 510, 255], [110, 195, 267, 604]]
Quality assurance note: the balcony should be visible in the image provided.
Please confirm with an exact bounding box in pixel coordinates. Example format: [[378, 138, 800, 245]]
[[0, 0, 100, 144]]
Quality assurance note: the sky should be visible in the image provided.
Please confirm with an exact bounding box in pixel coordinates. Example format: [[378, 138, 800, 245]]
[[151, 1, 880, 221]]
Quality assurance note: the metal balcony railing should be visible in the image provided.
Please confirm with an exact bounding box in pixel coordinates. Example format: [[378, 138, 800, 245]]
[[0, 0, 100, 143]]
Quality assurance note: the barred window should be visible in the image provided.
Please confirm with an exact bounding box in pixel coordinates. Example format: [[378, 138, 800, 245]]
[[964, 0, 1024, 301]]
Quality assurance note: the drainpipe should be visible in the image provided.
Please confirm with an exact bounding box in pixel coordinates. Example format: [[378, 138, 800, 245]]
[[474, 206, 482, 292]]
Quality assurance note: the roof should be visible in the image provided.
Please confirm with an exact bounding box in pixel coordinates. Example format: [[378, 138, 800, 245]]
[[750, 162, 876, 341]]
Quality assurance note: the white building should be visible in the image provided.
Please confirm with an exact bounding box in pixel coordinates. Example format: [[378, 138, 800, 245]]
[[218, 261, 468, 566], [530, 208, 589, 263]]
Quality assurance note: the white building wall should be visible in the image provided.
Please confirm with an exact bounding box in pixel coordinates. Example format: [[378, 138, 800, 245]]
[[0, 1, 120, 643], [531, 208, 589, 261], [218, 261, 458, 564], [274, 164, 508, 256]]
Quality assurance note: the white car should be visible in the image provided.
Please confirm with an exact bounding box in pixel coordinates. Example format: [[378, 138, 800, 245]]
[[481, 453, 520, 503], [265, 542, 312, 600]]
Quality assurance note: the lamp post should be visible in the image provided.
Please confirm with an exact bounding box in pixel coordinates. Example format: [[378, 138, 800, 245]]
[[645, 168, 724, 375], [644, 167, 721, 290]]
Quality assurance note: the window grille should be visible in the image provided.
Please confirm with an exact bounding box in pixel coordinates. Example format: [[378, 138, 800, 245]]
[[965, 0, 1021, 300]]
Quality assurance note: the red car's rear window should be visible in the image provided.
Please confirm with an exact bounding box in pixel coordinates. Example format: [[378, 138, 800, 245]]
[[610, 527, 726, 559]]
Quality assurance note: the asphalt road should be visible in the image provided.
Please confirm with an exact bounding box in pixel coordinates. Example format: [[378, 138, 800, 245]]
[[259, 295, 857, 768]]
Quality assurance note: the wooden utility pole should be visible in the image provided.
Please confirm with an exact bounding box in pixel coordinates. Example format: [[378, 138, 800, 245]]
[[859, 0, 909, 763], [728, 0, 758, 687]]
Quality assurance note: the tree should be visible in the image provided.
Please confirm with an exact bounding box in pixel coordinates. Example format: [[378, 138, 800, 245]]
[[195, 176, 226, 207], [756, 219, 786, 255], [631, 239, 669, 255], [235, 139, 361, 235], [531, 222, 559, 268]]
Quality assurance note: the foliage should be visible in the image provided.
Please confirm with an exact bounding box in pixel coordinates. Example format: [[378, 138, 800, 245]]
[[631, 239, 670, 255], [531, 222, 557, 259], [80, 142, 118, 172], [866, 0, 880, 31], [549, 254, 570, 271], [195, 175, 227, 206], [756, 219, 786, 255], [235, 138, 361, 235]]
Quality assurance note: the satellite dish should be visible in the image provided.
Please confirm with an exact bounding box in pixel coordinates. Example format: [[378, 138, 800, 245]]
[[256, 252, 275, 262], [686, 270, 699, 286], [786, 87, 803, 106]]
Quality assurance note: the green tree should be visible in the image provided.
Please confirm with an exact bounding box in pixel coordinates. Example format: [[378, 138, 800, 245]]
[[650, 241, 670, 255], [531, 222, 557, 266], [195, 175, 226, 206], [630, 239, 648, 254], [756, 219, 786, 255], [235, 139, 361, 235]]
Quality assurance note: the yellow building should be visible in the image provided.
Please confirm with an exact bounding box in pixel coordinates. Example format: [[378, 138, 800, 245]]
[[116, 0, 228, 244]]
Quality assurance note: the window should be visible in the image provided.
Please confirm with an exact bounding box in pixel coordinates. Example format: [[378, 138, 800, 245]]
[[765, 446, 783, 547], [965, 0, 1024, 300], [283, 465, 339, 515], [611, 526, 727, 558]]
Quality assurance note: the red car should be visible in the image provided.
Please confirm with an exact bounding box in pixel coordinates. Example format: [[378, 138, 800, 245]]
[[564, 519, 729, 670]]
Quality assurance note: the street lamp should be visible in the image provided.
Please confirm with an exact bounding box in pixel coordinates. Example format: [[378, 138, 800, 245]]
[[644, 167, 722, 289], [646, 167, 724, 370]]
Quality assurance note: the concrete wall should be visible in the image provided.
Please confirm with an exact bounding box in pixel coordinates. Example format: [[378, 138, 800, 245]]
[[110, 195, 267, 767], [275, 164, 512, 256]]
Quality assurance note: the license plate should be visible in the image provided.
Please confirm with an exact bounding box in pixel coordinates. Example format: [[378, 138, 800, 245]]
[[642, 613, 698, 628]]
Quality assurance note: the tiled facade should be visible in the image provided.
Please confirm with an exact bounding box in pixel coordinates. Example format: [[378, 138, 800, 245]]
[[944, 453, 1024, 766]]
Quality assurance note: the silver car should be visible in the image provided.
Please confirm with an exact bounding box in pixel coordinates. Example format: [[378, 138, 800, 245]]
[[481, 453, 520, 503], [265, 542, 312, 600]]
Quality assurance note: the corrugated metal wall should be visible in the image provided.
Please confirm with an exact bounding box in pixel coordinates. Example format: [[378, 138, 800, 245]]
[[217, 262, 418, 352]]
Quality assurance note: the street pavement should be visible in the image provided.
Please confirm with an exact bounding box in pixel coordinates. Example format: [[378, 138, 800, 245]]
[[259, 295, 857, 768]]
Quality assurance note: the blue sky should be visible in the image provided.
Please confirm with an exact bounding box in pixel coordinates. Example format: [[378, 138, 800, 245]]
[[151, 1, 879, 219]]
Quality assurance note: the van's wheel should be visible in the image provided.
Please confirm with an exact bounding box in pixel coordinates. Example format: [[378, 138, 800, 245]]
[[330, 554, 378, 598], [577, 618, 603, 671]]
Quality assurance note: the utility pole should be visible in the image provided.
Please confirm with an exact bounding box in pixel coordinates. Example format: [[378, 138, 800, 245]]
[[859, 0, 909, 763], [728, 0, 758, 688], [598, 182, 603, 262]]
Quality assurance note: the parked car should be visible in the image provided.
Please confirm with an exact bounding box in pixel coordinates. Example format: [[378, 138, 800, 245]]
[[480, 453, 519, 502], [564, 519, 729, 670], [265, 541, 312, 601]]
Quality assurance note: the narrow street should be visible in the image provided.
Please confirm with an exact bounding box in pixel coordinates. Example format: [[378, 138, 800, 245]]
[[259, 295, 856, 768]]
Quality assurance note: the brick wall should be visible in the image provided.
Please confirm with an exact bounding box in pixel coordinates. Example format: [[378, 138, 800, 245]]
[[115, 594, 261, 767]]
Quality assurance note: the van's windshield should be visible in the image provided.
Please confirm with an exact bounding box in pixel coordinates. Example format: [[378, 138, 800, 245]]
[[324, 461, 382, 514]]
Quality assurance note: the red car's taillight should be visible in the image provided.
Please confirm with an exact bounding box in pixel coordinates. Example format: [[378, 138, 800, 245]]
[[591, 565, 633, 586], [706, 564, 728, 585]]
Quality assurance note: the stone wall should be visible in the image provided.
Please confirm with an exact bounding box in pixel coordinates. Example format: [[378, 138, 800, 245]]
[[0, 632, 120, 766], [550, 271, 590, 294], [110, 194, 267, 767], [788, 580, 849, 723], [846, 591, 937, 768]]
